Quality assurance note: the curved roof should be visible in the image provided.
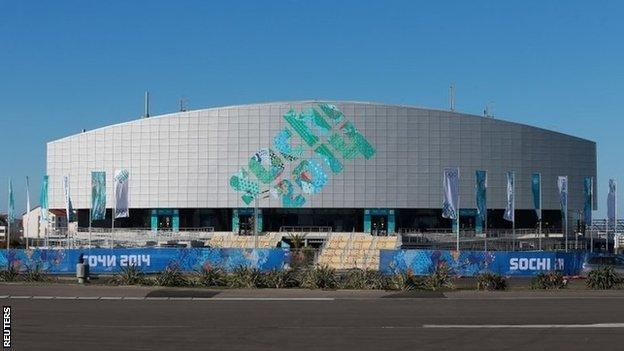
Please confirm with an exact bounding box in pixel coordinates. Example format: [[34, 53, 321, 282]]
[[50, 100, 593, 144]]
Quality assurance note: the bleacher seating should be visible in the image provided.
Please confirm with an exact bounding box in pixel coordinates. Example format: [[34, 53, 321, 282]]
[[209, 232, 282, 249], [318, 233, 399, 270]]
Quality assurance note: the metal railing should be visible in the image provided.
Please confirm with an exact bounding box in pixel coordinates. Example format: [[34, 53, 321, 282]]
[[279, 226, 333, 233], [32, 227, 215, 249], [399, 228, 558, 237], [400, 232, 588, 252]]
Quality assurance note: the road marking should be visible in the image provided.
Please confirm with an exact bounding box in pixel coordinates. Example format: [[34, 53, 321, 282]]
[[0, 296, 334, 301], [208, 297, 335, 301], [423, 323, 624, 329], [445, 296, 624, 300]]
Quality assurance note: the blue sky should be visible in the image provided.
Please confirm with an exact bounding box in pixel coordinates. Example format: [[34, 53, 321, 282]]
[[0, 0, 622, 216]]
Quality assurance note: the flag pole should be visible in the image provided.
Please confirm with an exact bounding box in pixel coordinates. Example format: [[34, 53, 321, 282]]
[[589, 177, 593, 253], [456, 169, 460, 252], [7, 180, 11, 253], [88, 208, 92, 248], [6, 221, 10, 253], [112, 177, 116, 249], [539, 174, 542, 251], [25, 216, 29, 251], [512, 172, 516, 251]]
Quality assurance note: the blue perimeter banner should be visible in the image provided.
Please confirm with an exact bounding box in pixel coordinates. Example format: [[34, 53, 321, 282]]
[[379, 249, 586, 277], [0, 248, 290, 274]]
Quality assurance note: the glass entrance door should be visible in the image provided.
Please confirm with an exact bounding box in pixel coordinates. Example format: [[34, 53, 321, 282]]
[[371, 215, 388, 236]]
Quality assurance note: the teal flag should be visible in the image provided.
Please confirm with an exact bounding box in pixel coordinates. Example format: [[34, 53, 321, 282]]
[[91, 171, 107, 221], [39, 175, 49, 221], [583, 177, 592, 225], [475, 170, 487, 222], [7, 179, 15, 223], [532, 173, 541, 220]]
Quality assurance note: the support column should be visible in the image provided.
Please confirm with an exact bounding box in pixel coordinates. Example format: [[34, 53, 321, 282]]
[[172, 209, 179, 232], [232, 209, 240, 233], [388, 210, 395, 234], [150, 210, 158, 231], [364, 209, 371, 233]]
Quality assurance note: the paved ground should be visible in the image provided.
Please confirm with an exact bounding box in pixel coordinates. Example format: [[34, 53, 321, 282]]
[[3, 284, 624, 350]]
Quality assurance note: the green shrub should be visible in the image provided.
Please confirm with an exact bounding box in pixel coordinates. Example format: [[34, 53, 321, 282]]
[[290, 249, 316, 270], [423, 263, 454, 291], [339, 269, 388, 290], [476, 273, 506, 291], [226, 266, 263, 289], [22, 265, 49, 282], [530, 271, 567, 290], [586, 267, 622, 290], [196, 266, 228, 287], [154, 266, 190, 287], [0, 265, 20, 282], [301, 265, 338, 289], [385, 272, 424, 291], [260, 269, 301, 289], [111, 265, 146, 286]]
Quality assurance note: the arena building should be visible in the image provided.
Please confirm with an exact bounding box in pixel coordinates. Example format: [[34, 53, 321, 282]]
[[46, 101, 597, 235]]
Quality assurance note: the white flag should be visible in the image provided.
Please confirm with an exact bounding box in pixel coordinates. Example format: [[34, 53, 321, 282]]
[[62, 175, 74, 223], [26, 176, 31, 214], [558, 176, 568, 221], [607, 179, 616, 222], [114, 169, 130, 219], [442, 167, 460, 219], [503, 171, 515, 222]]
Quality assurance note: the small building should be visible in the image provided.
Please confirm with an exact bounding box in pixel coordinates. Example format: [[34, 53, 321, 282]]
[[21, 207, 61, 240]]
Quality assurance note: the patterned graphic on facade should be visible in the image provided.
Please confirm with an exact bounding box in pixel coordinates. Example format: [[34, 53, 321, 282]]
[[230, 103, 376, 207]]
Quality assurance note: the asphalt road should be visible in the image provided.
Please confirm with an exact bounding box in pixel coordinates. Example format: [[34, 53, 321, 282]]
[[5, 293, 624, 351]]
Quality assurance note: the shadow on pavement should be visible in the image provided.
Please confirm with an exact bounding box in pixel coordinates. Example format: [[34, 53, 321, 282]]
[[145, 289, 221, 298], [382, 291, 446, 298]]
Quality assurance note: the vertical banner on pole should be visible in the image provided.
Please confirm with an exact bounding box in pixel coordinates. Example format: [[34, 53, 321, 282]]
[[442, 167, 460, 220], [7, 179, 15, 250], [504, 171, 515, 250], [558, 176, 569, 251], [7, 179, 15, 224], [40, 176, 49, 221], [476, 170, 487, 251], [25, 176, 31, 249], [63, 175, 74, 226], [607, 179, 617, 253], [558, 176, 569, 221], [532, 173, 541, 220], [113, 170, 130, 219], [583, 177, 593, 225], [442, 167, 460, 251], [532, 173, 542, 250], [503, 172, 515, 222], [91, 172, 107, 221], [607, 179, 617, 224], [40, 175, 49, 246], [475, 170, 487, 225]]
